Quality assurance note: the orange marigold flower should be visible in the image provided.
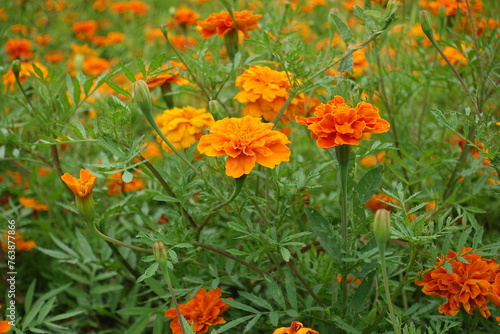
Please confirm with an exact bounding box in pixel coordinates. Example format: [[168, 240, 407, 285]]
[[0, 320, 11, 334], [296, 96, 390, 148], [169, 35, 197, 51], [72, 20, 99, 41], [129, 0, 150, 15], [197, 10, 262, 38], [106, 172, 145, 196], [136, 61, 189, 90], [19, 197, 49, 211], [2, 61, 49, 92], [61, 169, 96, 198], [155, 106, 215, 153], [1, 230, 36, 251], [164, 288, 230, 334], [0, 8, 8, 21], [440, 46, 468, 67], [415, 247, 500, 318], [197, 116, 291, 178], [420, 0, 483, 16], [234, 65, 307, 123], [360, 151, 386, 167], [364, 194, 399, 213], [5, 38, 33, 60], [82, 56, 110, 76], [273, 321, 319, 334], [173, 6, 199, 27], [35, 34, 51, 46]]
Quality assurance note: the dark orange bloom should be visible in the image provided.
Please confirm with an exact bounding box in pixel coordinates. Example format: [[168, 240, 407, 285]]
[[5, 38, 33, 60], [364, 194, 399, 213], [296, 96, 390, 148], [169, 35, 197, 51], [60, 169, 96, 199], [19, 197, 49, 211], [1, 230, 36, 251], [0, 320, 11, 333], [360, 151, 386, 167], [2, 61, 49, 92], [173, 6, 199, 27], [164, 288, 230, 334], [82, 56, 110, 76], [197, 116, 291, 178], [111, 1, 149, 15], [415, 248, 500, 318], [45, 51, 65, 64], [72, 20, 99, 41], [273, 321, 319, 334], [197, 10, 262, 38], [420, 0, 483, 16], [106, 172, 145, 196]]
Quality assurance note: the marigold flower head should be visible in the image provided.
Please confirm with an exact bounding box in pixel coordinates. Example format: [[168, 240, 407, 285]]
[[61, 169, 96, 199], [35, 34, 51, 46], [136, 61, 189, 91], [72, 20, 99, 41], [296, 96, 390, 148], [197, 10, 262, 38], [234, 65, 308, 123], [197, 116, 291, 178], [173, 6, 199, 27], [364, 194, 399, 213], [360, 151, 386, 167], [82, 56, 110, 76], [111, 1, 149, 15], [106, 172, 145, 196], [155, 106, 214, 154], [169, 35, 197, 51], [1, 229, 36, 251], [420, 0, 483, 16], [19, 197, 49, 211], [164, 288, 230, 334], [273, 321, 319, 334], [440, 46, 468, 67], [5, 38, 33, 60], [415, 247, 500, 318], [2, 61, 49, 92]]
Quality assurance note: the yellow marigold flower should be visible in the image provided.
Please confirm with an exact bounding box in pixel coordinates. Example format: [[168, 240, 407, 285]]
[[415, 247, 500, 318], [19, 197, 49, 211], [296, 96, 390, 148], [155, 106, 215, 153], [197, 10, 262, 38], [165, 288, 231, 334], [273, 321, 319, 334], [234, 65, 307, 123], [61, 169, 96, 199], [2, 61, 49, 92], [197, 116, 291, 178]]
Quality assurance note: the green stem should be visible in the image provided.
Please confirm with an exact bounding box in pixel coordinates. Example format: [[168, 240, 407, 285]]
[[158, 260, 187, 334], [378, 244, 400, 334], [335, 144, 351, 305], [89, 220, 152, 253]]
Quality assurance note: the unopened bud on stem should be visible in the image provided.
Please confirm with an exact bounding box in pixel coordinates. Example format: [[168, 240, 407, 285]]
[[419, 10, 434, 41], [12, 60, 21, 79], [153, 241, 168, 265], [133, 80, 153, 116], [374, 209, 391, 245]]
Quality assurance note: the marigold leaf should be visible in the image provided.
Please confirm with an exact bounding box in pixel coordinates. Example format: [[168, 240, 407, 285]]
[[285, 270, 298, 310], [137, 263, 158, 283], [104, 79, 132, 98], [148, 54, 166, 74], [329, 13, 355, 45], [244, 314, 262, 333], [135, 55, 146, 76], [239, 291, 273, 311], [215, 314, 255, 332], [355, 165, 384, 204], [223, 299, 259, 313]]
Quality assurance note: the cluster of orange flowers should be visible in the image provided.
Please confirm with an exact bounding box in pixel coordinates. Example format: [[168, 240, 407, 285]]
[[1, 230, 36, 251], [420, 0, 483, 16], [273, 321, 319, 334], [296, 96, 390, 148], [416, 248, 500, 323]]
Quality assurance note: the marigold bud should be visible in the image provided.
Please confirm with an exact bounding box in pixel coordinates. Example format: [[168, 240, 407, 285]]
[[419, 10, 434, 40], [373, 209, 391, 245], [133, 80, 153, 115], [153, 241, 168, 265], [11, 59, 22, 78], [75, 194, 95, 223], [208, 99, 222, 119], [74, 53, 85, 73]]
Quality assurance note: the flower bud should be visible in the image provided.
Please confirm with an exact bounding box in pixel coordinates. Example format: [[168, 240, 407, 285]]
[[74, 53, 85, 73], [11, 60, 22, 79], [419, 10, 434, 40], [153, 241, 168, 265], [208, 99, 223, 119], [75, 194, 95, 223], [133, 80, 153, 116], [373, 209, 391, 245]]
